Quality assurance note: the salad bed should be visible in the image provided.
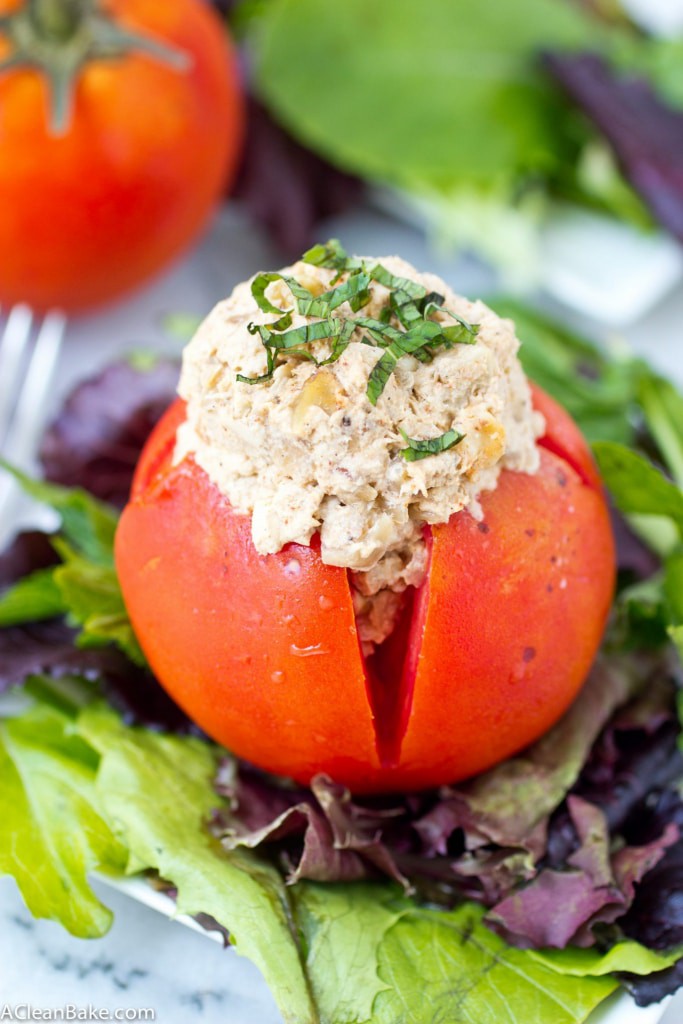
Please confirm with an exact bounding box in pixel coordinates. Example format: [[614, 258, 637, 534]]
[[1, 304, 683, 1023]]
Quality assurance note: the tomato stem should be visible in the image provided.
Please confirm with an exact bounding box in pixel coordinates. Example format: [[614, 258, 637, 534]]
[[28, 0, 88, 43], [0, 0, 191, 136]]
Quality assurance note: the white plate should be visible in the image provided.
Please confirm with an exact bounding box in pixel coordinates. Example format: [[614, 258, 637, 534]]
[[623, 0, 683, 36]]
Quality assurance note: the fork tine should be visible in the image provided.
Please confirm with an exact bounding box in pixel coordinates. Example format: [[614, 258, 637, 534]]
[[0, 310, 66, 534], [3, 311, 67, 467], [0, 304, 33, 447]]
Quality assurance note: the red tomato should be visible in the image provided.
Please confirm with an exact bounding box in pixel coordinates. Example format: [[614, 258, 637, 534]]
[[0, 0, 243, 311], [116, 385, 615, 793]]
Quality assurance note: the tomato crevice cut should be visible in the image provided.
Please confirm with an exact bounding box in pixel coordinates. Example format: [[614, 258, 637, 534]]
[[352, 529, 432, 768]]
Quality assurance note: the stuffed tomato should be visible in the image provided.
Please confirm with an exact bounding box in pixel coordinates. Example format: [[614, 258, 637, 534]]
[[116, 245, 615, 793]]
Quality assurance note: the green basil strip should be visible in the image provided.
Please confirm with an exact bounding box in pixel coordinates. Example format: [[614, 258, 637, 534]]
[[260, 318, 353, 351], [317, 321, 356, 364], [253, 267, 373, 323], [347, 271, 373, 313], [423, 290, 446, 307], [367, 322, 445, 404], [260, 311, 294, 334], [297, 271, 371, 317], [237, 320, 355, 384], [399, 427, 465, 461], [424, 301, 479, 337], [368, 263, 427, 301], [236, 369, 277, 385], [303, 238, 359, 271], [251, 272, 314, 318], [355, 317, 405, 347], [391, 293, 425, 331], [441, 321, 480, 345], [236, 343, 278, 385], [285, 321, 356, 367]]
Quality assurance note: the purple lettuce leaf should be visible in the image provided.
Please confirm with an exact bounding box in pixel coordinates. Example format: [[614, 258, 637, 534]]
[[619, 791, 683, 952], [617, 791, 683, 1004], [486, 797, 621, 949], [0, 595, 196, 733], [622, 958, 683, 1008], [481, 675, 683, 948], [214, 765, 409, 886], [0, 531, 58, 584], [39, 359, 179, 509], [546, 678, 683, 868], [96, 664, 199, 737], [618, 794, 683, 1003], [580, 720, 683, 836], [486, 795, 678, 949], [209, 2, 364, 254], [0, 618, 118, 696], [546, 52, 683, 242]]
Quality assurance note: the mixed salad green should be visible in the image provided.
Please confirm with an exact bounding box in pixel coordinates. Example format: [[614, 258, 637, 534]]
[[234, 0, 683, 273], [1, 304, 683, 1022]]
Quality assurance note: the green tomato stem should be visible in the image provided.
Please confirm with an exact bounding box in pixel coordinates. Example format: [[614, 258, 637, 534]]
[[27, 0, 90, 43], [0, 0, 189, 137]]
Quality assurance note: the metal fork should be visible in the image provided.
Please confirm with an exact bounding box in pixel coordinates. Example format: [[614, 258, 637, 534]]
[[0, 306, 67, 536]]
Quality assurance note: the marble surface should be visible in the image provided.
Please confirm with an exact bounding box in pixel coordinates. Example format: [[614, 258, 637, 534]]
[[2, 203, 683, 1023], [0, 877, 281, 1023]]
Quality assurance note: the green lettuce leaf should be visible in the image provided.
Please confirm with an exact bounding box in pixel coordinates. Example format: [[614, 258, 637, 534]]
[[0, 463, 142, 664], [497, 299, 643, 445], [372, 904, 616, 1024], [293, 883, 401, 1023], [637, 374, 683, 491], [52, 539, 144, 665], [77, 705, 319, 1024], [529, 940, 683, 978], [0, 459, 117, 566], [0, 701, 127, 938], [0, 567, 65, 626], [665, 551, 683, 665], [592, 442, 683, 533], [249, 0, 595, 194]]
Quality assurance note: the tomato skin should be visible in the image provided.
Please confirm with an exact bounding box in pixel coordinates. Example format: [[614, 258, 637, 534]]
[[0, 0, 243, 312], [116, 388, 615, 793]]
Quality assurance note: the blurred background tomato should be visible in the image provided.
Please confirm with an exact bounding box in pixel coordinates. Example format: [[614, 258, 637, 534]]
[[0, 0, 243, 311]]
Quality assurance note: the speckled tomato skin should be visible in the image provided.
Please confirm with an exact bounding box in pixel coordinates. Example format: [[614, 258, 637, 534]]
[[115, 387, 616, 793], [0, 0, 243, 311]]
